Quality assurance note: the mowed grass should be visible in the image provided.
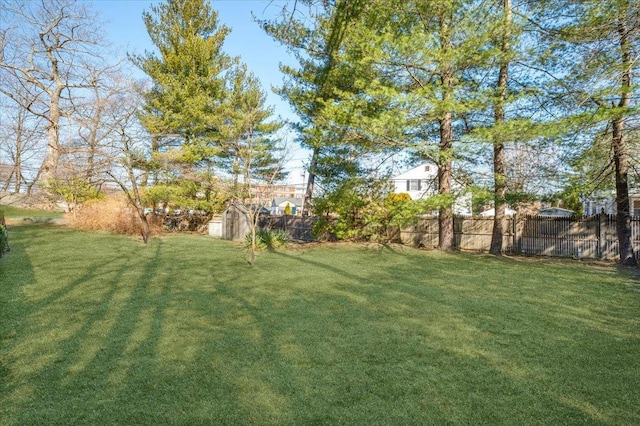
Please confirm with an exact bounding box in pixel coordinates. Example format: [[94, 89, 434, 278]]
[[0, 205, 63, 223], [1, 223, 639, 425]]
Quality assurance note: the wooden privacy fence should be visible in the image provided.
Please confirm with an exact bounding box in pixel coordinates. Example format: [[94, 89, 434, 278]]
[[259, 215, 318, 242], [400, 214, 640, 260], [253, 213, 639, 259]]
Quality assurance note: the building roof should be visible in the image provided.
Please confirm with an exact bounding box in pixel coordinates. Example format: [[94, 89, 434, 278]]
[[274, 197, 304, 206], [538, 207, 575, 217], [391, 162, 438, 181]]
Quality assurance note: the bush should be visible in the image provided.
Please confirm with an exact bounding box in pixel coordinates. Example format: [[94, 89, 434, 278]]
[[312, 184, 451, 243], [42, 177, 104, 212], [0, 224, 8, 257], [311, 177, 437, 243], [311, 178, 375, 241], [163, 210, 212, 233], [244, 229, 288, 251]]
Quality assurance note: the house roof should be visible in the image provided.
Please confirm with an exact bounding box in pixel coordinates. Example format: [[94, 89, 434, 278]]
[[274, 197, 303, 206], [223, 202, 249, 215], [538, 207, 575, 216], [391, 162, 438, 180], [224, 202, 269, 214]]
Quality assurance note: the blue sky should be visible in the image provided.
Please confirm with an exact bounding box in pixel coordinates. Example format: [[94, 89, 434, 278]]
[[90, 0, 307, 181]]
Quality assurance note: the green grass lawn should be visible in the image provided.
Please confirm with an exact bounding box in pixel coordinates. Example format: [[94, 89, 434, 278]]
[[1, 223, 639, 425], [0, 205, 63, 223]]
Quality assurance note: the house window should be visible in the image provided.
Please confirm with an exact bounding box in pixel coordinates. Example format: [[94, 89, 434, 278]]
[[634, 200, 640, 217], [407, 180, 422, 191], [424, 165, 430, 172]]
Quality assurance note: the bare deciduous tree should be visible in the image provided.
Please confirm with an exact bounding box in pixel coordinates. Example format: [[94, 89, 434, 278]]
[[0, 0, 108, 183], [0, 93, 45, 193], [102, 79, 154, 244], [61, 64, 127, 190]]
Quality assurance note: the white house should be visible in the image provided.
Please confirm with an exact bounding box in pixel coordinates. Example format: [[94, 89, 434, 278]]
[[581, 190, 640, 216], [270, 197, 304, 215], [391, 163, 439, 199], [390, 162, 472, 216], [479, 207, 517, 217]]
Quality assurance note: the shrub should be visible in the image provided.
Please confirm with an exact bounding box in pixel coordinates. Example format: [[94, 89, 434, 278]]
[[244, 229, 288, 251], [311, 178, 373, 241], [266, 229, 288, 248], [42, 177, 104, 212], [0, 224, 8, 257], [312, 182, 452, 243], [163, 210, 212, 233], [311, 178, 432, 242]]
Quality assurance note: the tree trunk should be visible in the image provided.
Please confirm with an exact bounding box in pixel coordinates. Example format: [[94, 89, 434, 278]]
[[437, 15, 455, 252], [490, 0, 511, 256], [13, 150, 22, 193], [2, 169, 14, 192], [490, 142, 506, 255], [119, 156, 152, 245], [27, 166, 44, 195], [613, 118, 633, 265], [136, 206, 151, 244], [249, 219, 257, 266], [438, 110, 454, 251], [41, 119, 60, 183], [86, 140, 96, 182], [40, 33, 65, 184], [303, 146, 319, 215], [41, 88, 64, 184], [612, 10, 635, 266]]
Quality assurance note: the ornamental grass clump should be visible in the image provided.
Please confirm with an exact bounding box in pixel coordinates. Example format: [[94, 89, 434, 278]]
[[67, 195, 164, 237], [244, 228, 288, 251]]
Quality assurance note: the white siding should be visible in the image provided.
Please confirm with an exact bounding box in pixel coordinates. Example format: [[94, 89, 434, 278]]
[[391, 162, 472, 216]]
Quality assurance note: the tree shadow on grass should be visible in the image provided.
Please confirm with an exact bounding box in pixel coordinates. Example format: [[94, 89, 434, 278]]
[[2, 235, 638, 424], [0, 224, 39, 419], [47, 240, 175, 424], [2, 234, 254, 424], [1, 225, 171, 423], [265, 247, 640, 424]]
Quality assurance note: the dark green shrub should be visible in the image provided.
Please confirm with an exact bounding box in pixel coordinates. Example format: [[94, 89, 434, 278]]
[[244, 229, 288, 251], [311, 178, 448, 243], [0, 224, 8, 257]]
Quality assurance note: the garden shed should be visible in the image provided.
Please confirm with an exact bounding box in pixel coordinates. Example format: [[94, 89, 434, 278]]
[[221, 203, 252, 241]]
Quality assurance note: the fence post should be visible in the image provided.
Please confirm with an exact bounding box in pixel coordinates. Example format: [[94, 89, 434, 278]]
[[512, 214, 521, 255], [597, 213, 605, 259]]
